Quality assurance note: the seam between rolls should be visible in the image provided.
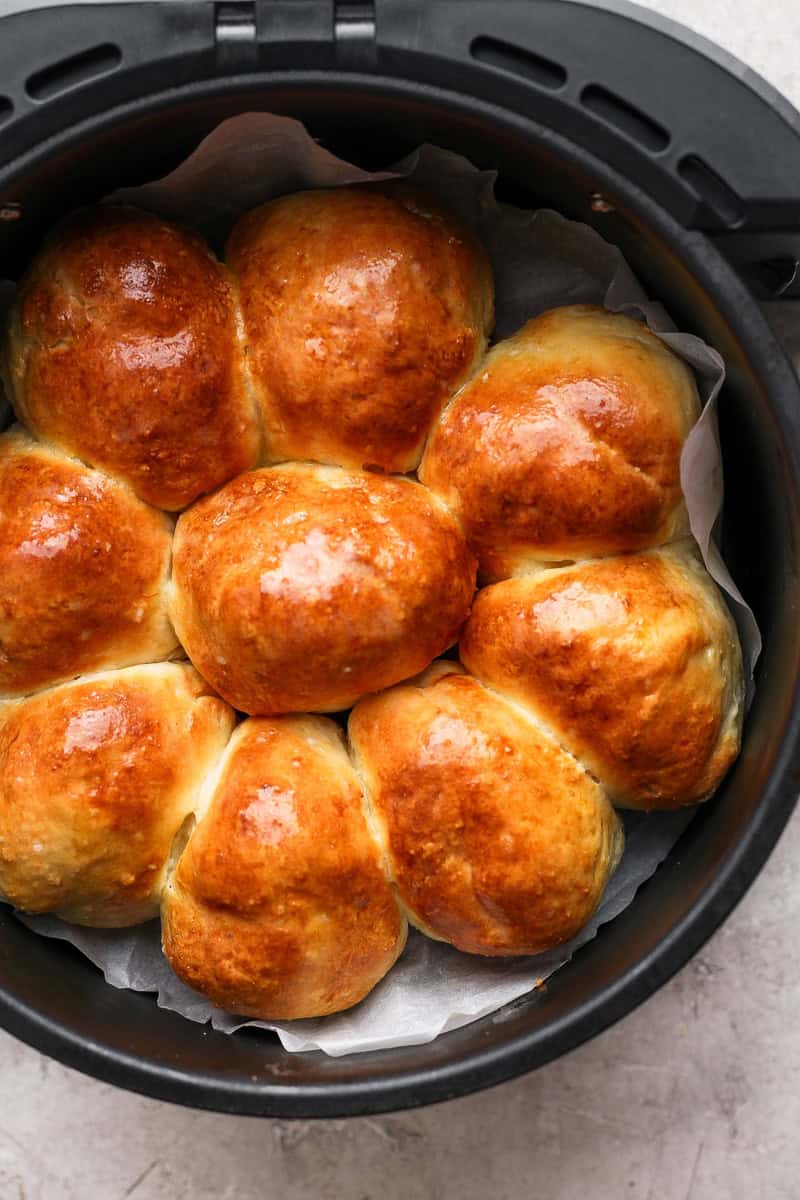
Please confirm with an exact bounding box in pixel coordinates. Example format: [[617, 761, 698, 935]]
[[345, 732, 392, 878], [423, 483, 473, 543], [567, 403, 671, 500], [472, 670, 608, 794], [161, 515, 184, 661], [37, 433, 142, 499], [416, 329, 491, 477], [159, 716, 241, 899], [161, 812, 198, 898], [486, 540, 678, 585], [1, 416, 172, 518], [0, 656, 201, 707], [462, 672, 626, 897], [226, 265, 267, 468], [346, 727, 432, 941]]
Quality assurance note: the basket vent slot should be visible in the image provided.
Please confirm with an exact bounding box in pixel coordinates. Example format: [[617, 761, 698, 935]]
[[26, 44, 122, 102], [678, 155, 746, 227], [471, 36, 567, 92], [581, 84, 670, 152], [0, 98, 12, 127]]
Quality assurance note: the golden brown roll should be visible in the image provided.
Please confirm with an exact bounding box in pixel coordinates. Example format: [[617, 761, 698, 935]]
[[169, 462, 477, 714], [227, 185, 494, 473], [4, 205, 260, 510], [0, 427, 177, 698], [161, 715, 406, 1019], [0, 663, 234, 926], [460, 543, 744, 810], [420, 305, 700, 579], [349, 666, 623, 956]]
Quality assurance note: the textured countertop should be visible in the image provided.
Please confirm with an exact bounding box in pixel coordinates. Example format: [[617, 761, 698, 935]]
[[0, 3, 799, 1197]]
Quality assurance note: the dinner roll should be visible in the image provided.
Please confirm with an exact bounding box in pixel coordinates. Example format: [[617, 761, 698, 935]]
[[4, 205, 260, 510], [460, 543, 743, 810], [0, 664, 234, 926], [227, 185, 493, 473], [0, 427, 176, 698], [349, 666, 623, 956], [169, 462, 477, 714], [161, 715, 406, 1019], [420, 305, 700, 579]]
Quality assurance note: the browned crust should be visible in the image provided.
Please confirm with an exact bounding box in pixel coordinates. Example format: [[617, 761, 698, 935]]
[[349, 669, 623, 955], [0, 427, 177, 698], [169, 463, 477, 714], [420, 305, 700, 578], [0, 663, 235, 925], [5, 205, 261, 510], [460, 544, 744, 809], [227, 184, 494, 473], [161, 716, 406, 1019]]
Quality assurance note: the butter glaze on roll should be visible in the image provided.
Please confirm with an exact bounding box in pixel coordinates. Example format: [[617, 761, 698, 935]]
[[349, 666, 623, 955], [169, 463, 477, 714], [0, 427, 176, 698], [4, 206, 260, 510], [227, 185, 494, 473], [0, 177, 749, 1005], [420, 306, 700, 579], [460, 543, 743, 810], [0, 664, 234, 926], [162, 716, 406, 1020]]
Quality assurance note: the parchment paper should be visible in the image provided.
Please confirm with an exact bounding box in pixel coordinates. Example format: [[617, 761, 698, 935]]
[[3, 113, 760, 1056]]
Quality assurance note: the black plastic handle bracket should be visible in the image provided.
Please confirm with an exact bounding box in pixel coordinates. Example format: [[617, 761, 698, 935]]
[[0, 0, 798, 239], [370, 0, 800, 234]]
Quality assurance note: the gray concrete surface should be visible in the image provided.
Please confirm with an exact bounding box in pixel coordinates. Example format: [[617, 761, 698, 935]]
[[1, 3, 799, 1197]]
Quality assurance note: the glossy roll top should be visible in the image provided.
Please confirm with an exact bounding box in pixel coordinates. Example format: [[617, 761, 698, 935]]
[[4, 205, 261, 510], [460, 543, 744, 810], [420, 305, 700, 579], [169, 462, 477, 714], [0, 664, 234, 926], [0, 183, 746, 1018], [350, 664, 623, 955], [227, 184, 494, 474], [0, 427, 176, 698], [161, 715, 406, 1019]]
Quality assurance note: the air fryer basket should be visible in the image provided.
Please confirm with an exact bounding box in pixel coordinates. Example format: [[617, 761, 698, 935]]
[[0, 0, 799, 1117]]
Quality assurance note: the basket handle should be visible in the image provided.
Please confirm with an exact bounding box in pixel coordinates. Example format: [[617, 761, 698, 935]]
[[1, 0, 799, 281]]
